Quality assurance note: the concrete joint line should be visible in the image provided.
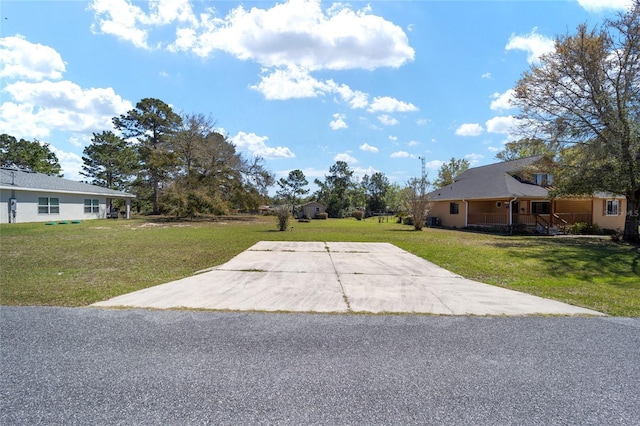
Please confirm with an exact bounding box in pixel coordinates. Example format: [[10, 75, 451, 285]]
[[326, 243, 352, 312]]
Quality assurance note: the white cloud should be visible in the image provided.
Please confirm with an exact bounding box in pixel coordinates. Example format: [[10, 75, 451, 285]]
[[1, 80, 132, 139], [391, 151, 416, 158], [426, 160, 443, 170], [89, 0, 417, 113], [279, 166, 325, 180], [388, 135, 398, 141], [0, 37, 133, 143], [485, 116, 517, 135], [329, 113, 348, 130], [576, 0, 633, 12], [416, 118, 428, 126], [464, 153, 485, 164], [378, 114, 399, 126], [487, 146, 502, 152], [89, 0, 196, 49], [251, 66, 329, 100], [231, 131, 295, 159], [89, 0, 155, 49], [166, 0, 414, 70], [368, 96, 418, 113], [334, 152, 358, 164], [481, 72, 492, 80], [490, 89, 515, 111], [455, 123, 484, 137], [506, 28, 555, 64], [0, 35, 66, 81], [359, 143, 378, 153], [50, 146, 84, 180], [327, 81, 369, 109]]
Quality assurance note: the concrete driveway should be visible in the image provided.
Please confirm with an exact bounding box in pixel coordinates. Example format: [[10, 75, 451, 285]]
[[92, 241, 602, 316]]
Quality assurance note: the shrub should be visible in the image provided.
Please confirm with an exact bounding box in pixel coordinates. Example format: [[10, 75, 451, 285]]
[[567, 222, 601, 235], [274, 206, 291, 231], [402, 216, 413, 226], [511, 223, 528, 234], [315, 212, 328, 220], [352, 210, 364, 221]]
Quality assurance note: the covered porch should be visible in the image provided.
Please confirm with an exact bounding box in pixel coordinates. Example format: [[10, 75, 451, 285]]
[[467, 199, 593, 234]]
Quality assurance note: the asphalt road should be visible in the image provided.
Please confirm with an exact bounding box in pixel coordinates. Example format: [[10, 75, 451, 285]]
[[1, 306, 639, 425]]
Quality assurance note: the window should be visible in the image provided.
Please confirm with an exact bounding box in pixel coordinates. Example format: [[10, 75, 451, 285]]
[[38, 197, 59, 214], [605, 200, 619, 216], [449, 202, 459, 215], [532, 173, 553, 187], [84, 199, 99, 213], [531, 202, 550, 214]]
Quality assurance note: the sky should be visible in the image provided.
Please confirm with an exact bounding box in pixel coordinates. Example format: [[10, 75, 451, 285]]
[[0, 0, 633, 194]]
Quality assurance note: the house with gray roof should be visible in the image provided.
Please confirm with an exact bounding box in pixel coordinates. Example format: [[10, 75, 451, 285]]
[[427, 156, 625, 233], [0, 168, 135, 224]]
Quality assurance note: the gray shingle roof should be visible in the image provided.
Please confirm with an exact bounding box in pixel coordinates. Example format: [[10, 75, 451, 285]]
[[0, 168, 135, 198], [428, 155, 549, 201]]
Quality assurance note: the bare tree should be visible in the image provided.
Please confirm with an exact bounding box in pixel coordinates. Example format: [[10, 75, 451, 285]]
[[402, 177, 432, 231], [512, 2, 640, 242]]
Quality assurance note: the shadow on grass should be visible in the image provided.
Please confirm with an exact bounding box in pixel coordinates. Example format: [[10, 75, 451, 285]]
[[139, 215, 270, 223], [495, 237, 640, 287]]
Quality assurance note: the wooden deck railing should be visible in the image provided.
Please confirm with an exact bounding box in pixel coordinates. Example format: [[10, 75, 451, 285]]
[[468, 213, 508, 226], [468, 212, 592, 231]]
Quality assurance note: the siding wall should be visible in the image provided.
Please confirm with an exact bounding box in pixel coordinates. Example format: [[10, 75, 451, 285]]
[[429, 201, 467, 228], [1, 189, 108, 224], [592, 198, 626, 230], [299, 203, 324, 219]]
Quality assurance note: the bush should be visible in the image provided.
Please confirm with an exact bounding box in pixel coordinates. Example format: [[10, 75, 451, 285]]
[[567, 222, 601, 235], [352, 210, 364, 221], [402, 216, 413, 226], [315, 212, 328, 220], [275, 206, 291, 231]]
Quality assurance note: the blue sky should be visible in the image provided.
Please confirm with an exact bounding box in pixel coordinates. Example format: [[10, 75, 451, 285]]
[[0, 0, 632, 193]]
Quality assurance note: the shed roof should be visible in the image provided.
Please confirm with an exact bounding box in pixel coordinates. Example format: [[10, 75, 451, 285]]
[[0, 168, 135, 198], [428, 155, 549, 201]]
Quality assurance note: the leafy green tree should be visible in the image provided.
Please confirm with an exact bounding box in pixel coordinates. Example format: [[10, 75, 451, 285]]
[[81, 131, 137, 190], [512, 3, 640, 242], [276, 169, 309, 213], [433, 157, 470, 188], [361, 172, 390, 214], [495, 138, 556, 162], [385, 182, 403, 213], [0, 134, 62, 175], [113, 98, 182, 214], [314, 161, 355, 218], [166, 114, 274, 217]]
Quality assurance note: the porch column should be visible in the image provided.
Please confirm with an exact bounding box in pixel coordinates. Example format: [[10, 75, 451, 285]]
[[463, 200, 468, 227], [126, 198, 131, 219]]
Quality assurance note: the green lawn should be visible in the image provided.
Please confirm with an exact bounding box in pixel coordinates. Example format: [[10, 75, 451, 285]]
[[1, 216, 638, 316]]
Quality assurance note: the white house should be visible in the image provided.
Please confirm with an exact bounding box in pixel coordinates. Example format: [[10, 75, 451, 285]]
[[0, 167, 135, 224]]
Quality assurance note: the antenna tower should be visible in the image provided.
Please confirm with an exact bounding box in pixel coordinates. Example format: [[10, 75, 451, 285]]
[[418, 156, 426, 183]]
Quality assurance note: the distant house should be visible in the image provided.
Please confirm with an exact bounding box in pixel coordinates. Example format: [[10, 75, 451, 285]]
[[0, 168, 135, 224], [427, 156, 626, 233], [297, 201, 325, 219]]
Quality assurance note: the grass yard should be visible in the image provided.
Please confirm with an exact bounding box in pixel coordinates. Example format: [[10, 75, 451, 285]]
[[1, 216, 638, 316]]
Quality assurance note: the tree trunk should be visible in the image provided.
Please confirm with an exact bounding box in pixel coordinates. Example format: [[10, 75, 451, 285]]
[[152, 177, 160, 215], [623, 190, 639, 243]]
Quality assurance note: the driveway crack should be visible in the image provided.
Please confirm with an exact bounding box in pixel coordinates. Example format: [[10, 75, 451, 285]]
[[326, 243, 352, 312]]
